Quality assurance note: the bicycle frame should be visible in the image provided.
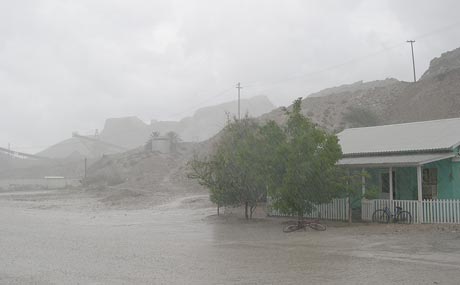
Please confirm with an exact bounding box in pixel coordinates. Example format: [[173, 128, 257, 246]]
[[383, 206, 402, 220]]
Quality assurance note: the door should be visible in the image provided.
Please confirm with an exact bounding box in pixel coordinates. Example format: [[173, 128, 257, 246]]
[[381, 171, 396, 199]]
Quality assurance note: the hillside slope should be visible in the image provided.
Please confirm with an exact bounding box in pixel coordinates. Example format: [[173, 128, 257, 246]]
[[82, 143, 206, 208], [37, 96, 274, 159], [261, 47, 460, 132]]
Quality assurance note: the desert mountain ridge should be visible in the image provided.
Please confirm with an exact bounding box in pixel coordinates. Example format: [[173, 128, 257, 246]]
[[37, 95, 275, 159], [260, 46, 460, 132], [4, 46, 460, 183]]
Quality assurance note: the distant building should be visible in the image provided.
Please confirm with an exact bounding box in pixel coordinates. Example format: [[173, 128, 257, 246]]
[[151, 137, 171, 154], [44, 176, 67, 189]]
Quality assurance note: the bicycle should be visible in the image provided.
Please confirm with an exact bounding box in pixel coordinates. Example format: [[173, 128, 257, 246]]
[[372, 206, 412, 224], [283, 219, 327, 232]]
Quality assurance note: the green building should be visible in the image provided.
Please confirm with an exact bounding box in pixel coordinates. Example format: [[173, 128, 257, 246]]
[[337, 118, 460, 223]]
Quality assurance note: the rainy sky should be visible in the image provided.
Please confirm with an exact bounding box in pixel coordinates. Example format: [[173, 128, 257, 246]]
[[2, 0, 460, 152]]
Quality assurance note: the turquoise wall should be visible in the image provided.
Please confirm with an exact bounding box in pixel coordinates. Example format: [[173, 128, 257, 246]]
[[349, 154, 460, 209], [424, 159, 451, 199], [354, 157, 460, 205], [452, 161, 460, 199], [395, 167, 417, 200], [361, 158, 460, 201]]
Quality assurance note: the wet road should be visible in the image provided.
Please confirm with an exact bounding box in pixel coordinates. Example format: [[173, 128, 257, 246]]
[[1, 194, 460, 284]]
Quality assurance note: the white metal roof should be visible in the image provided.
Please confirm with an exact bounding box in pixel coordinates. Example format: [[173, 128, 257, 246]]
[[337, 153, 455, 168], [337, 117, 460, 155]]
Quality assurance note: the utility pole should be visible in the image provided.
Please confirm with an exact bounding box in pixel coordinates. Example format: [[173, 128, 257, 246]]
[[236, 82, 243, 120], [407, 40, 417, 82], [7, 143, 11, 160], [84, 157, 87, 179]]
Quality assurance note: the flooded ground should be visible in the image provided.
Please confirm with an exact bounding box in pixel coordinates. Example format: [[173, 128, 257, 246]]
[[1, 188, 460, 284]]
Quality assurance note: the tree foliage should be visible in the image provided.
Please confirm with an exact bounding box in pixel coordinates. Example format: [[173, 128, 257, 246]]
[[188, 117, 267, 219], [268, 98, 343, 220], [188, 98, 345, 220]]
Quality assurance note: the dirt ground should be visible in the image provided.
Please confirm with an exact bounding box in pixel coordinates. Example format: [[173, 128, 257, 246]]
[[1, 188, 460, 284]]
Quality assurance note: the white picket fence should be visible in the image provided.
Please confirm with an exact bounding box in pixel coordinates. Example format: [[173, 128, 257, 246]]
[[422, 199, 460, 224], [362, 199, 460, 224], [268, 198, 349, 221]]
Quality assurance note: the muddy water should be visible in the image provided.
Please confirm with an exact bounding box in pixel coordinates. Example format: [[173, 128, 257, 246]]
[[1, 193, 460, 284]]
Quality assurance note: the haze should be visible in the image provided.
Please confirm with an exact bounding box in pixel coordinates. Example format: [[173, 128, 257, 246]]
[[2, 0, 460, 152]]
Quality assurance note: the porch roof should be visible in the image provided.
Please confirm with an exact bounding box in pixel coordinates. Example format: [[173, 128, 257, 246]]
[[337, 117, 460, 156], [337, 152, 455, 168]]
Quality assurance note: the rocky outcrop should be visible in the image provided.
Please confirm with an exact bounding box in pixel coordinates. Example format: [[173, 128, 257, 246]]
[[37, 96, 275, 158], [151, 95, 275, 142], [261, 46, 460, 132], [100, 117, 151, 149], [420, 47, 460, 81]]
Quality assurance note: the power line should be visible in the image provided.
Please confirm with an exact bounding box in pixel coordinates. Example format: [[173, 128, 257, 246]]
[[155, 20, 460, 122], [412, 20, 460, 41], [164, 86, 234, 120], [243, 20, 460, 92]]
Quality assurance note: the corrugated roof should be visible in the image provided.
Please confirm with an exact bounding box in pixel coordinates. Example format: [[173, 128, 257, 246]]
[[337, 117, 460, 156], [337, 153, 455, 168]]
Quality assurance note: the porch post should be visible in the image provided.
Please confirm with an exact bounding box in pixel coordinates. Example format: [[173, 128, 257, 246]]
[[361, 168, 366, 196], [417, 165, 423, 224], [389, 167, 393, 201]]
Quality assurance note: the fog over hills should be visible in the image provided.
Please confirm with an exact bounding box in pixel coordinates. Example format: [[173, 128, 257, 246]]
[[79, 46, 460, 191], [35, 46, 460, 160], [38, 95, 275, 158], [5, 46, 460, 181], [261, 46, 460, 132], [150, 95, 274, 143]]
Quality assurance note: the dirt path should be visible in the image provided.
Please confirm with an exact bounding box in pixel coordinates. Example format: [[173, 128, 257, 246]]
[[1, 189, 460, 284]]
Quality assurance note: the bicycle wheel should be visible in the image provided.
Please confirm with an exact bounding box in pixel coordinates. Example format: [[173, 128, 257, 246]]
[[309, 222, 326, 231], [372, 209, 390, 223], [396, 211, 412, 224], [283, 224, 301, 233]]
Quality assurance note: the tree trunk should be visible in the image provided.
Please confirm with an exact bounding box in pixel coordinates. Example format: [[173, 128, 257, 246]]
[[250, 205, 256, 219], [217, 203, 220, 216], [245, 202, 249, 220]]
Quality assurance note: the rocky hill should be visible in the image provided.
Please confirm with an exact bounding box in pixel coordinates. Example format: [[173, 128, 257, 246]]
[[7, 47, 460, 188], [150, 95, 275, 142], [420, 47, 460, 80], [80, 142, 206, 208], [99, 117, 151, 150], [260, 46, 460, 132], [37, 137, 124, 160], [99, 95, 274, 149], [36, 95, 274, 159]]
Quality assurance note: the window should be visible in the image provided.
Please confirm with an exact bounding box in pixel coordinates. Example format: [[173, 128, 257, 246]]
[[422, 168, 438, 199]]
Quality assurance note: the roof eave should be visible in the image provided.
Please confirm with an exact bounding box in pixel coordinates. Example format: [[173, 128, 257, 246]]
[[338, 153, 456, 169], [342, 148, 453, 158]]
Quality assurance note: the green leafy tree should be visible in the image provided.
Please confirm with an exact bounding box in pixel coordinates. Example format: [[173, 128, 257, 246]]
[[188, 116, 267, 219], [188, 155, 238, 215], [269, 98, 343, 221], [188, 99, 345, 221], [336, 169, 380, 223]]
